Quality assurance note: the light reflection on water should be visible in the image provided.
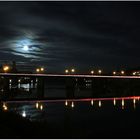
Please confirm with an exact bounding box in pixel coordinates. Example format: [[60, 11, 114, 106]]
[[1, 96, 140, 121]]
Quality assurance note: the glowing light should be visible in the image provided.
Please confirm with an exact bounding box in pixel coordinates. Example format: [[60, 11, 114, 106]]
[[113, 71, 116, 75], [113, 98, 116, 106], [122, 99, 124, 109], [65, 100, 68, 106], [133, 72, 136, 75], [3, 66, 9, 72], [99, 100, 101, 107], [23, 45, 29, 51], [133, 103, 136, 109], [133, 99, 136, 109], [71, 101, 74, 108], [98, 70, 102, 74], [71, 69, 75, 73], [133, 99, 136, 104], [91, 100, 94, 106], [22, 111, 26, 117], [121, 71, 125, 75], [40, 67, 44, 71], [65, 69, 69, 74], [36, 68, 40, 72], [91, 70, 94, 74], [40, 104, 43, 110], [3, 102, 6, 108], [18, 79, 21, 83], [4, 106, 8, 111], [3, 102, 8, 111]]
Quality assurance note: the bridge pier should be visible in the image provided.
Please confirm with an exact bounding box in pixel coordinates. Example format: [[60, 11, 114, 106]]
[[37, 77, 45, 99], [65, 78, 75, 99], [91, 78, 108, 98], [0, 77, 10, 100]]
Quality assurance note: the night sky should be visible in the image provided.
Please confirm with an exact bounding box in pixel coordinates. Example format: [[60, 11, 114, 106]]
[[0, 1, 140, 73]]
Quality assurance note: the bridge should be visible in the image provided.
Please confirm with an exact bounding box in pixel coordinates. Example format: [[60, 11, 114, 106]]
[[0, 73, 140, 101], [0, 73, 140, 79]]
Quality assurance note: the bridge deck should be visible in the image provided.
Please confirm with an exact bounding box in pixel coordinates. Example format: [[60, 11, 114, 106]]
[[0, 73, 140, 79]]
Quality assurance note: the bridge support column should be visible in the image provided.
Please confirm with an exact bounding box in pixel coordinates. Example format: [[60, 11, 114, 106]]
[[1, 77, 10, 100], [65, 78, 75, 99], [37, 77, 45, 99], [91, 78, 105, 98]]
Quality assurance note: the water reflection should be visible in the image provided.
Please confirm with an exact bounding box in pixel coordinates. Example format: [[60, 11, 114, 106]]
[[20, 84, 30, 92], [3, 102, 8, 111], [36, 102, 39, 109], [121, 99, 124, 109], [71, 101, 74, 108], [35, 102, 44, 110], [91, 100, 94, 106], [18, 83, 21, 88], [98, 100, 101, 107], [65, 100, 68, 106], [64, 100, 75, 108], [113, 98, 116, 106], [133, 99, 136, 109], [133, 99, 136, 104], [22, 110, 26, 117], [2, 96, 140, 120], [40, 104, 43, 110]]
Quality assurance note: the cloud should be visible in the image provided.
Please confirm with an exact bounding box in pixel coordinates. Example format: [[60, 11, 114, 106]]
[[0, 2, 139, 72]]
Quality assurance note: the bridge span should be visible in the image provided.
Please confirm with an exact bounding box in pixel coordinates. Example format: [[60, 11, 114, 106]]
[[0, 73, 140, 79], [1, 72, 140, 100]]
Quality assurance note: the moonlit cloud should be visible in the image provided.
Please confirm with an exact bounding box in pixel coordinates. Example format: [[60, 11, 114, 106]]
[[0, 2, 139, 72]]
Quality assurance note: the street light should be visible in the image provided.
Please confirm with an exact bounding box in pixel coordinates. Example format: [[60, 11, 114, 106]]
[[98, 70, 102, 74], [65, 69, 69, 74], [40, 67, 44, 72], [91, 70, 94, 75], [113, 71, 116, 75], [3, 66, 9, 73], [36, 68, 40, 73], [121, 70, 125, 75], [71, 68, 75, 73], [133, 72, 136, 75]]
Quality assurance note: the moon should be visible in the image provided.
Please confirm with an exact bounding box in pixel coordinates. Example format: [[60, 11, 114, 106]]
[[23, 45, 29, 51]]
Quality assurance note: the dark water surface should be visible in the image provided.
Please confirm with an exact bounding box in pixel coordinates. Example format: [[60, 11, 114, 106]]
[[2, 96, 140, 138]]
